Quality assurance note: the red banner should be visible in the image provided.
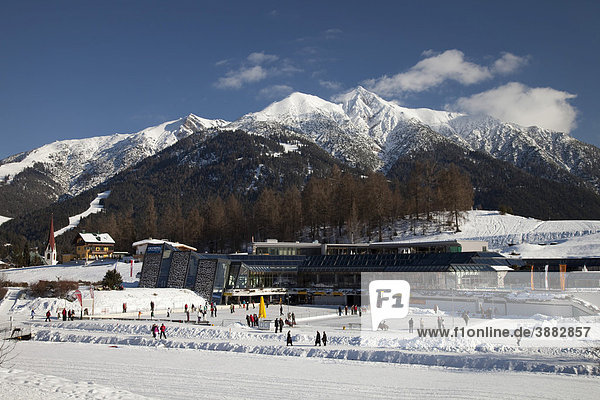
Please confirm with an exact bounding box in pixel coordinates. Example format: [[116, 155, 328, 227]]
[[73, 290, 82, 307]]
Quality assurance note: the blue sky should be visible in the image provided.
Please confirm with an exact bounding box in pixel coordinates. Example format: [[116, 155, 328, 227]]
[[1, 0, 599, 159]]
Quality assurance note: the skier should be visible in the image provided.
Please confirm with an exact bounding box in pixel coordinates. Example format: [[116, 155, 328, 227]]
[[45, 310, 51, 322], [167, 307, 171, 318], [184, 304, 188, 313], [322, 331, 327, 346], [286, 331, 293, 346], [151, 324, 158, 339], [408, 318, 414, 333], [315, 331, 321, 346], [338, 306, 342, 316], [31, 309, 35, 319], [62, 308, 67, 321], [150, 301, 155, 312], [123, 303, 127, 313], [160, 323, 167, 339], [291, 313, 296, 326]]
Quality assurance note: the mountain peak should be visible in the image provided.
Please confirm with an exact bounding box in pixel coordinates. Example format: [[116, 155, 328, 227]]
[[253, 91, 345, 121]]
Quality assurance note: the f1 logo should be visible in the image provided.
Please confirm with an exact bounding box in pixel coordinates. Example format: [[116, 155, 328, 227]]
[[369, 280, 410, 331]]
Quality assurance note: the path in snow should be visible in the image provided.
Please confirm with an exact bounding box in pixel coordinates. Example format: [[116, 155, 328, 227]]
[[5, 341, 599, 400]]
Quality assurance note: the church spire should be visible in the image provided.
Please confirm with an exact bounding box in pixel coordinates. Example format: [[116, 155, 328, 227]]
[[45, 214, 57, 265], [48, 214, 55, 251]]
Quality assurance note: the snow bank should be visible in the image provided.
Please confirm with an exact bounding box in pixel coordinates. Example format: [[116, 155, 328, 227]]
[[30, 322, 599, 376], [0, 367, 150, 400]]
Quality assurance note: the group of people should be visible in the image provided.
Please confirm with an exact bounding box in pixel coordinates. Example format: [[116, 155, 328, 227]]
[[273, 318, 285, 332], [338, 305, 360, 316], [314, 330, 327, 346], [42, 308, 77, 322], [246, 313, 260, 327], [150, 323, 167, 339]]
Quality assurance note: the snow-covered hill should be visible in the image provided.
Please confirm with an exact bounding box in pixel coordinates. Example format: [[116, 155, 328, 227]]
[[0, 114, 228, 200], [394, 210, 600, 259]]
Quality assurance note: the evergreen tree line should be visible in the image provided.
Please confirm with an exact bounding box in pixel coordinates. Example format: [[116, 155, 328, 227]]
[[68, 162, 473, 254]]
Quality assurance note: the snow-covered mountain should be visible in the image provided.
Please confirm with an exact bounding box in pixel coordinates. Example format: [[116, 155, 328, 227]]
[[1, 87, 599, 218], [233, 87, 600, 190], [0, 114, 227, 212]]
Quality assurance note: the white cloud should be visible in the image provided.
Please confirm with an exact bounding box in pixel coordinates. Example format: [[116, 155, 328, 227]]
[[247, 52, 279, 65], [258, 85, 294, 99], [323, 28, 342, 39], [364, 50, 530, 97], [492, 52, 529, 74], [365, 50, 492, 96], [452, 82, 577, 132], [215, 65, 268, 89], [319, 80, 342, 90], [215, 52, 301, 90]]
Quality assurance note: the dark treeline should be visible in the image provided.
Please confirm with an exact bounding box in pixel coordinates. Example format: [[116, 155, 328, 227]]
[[63, 163, 473, 255]]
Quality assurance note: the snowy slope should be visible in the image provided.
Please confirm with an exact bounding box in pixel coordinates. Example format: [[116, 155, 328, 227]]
[[394, 210, 600, 258], [54, 190, 111, 236], [0, 215, 10, 226], [0, 114, 228, 198]]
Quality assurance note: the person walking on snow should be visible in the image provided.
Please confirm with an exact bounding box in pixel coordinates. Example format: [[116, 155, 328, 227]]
[[31, 309, 35, 319], [408, 318, 414, 333], [322, 331, 327, 346], [45, 310, 51, 322], [286, 331, 293, 346], [160, 323, 167, 339], [315, 331, 321, 346]]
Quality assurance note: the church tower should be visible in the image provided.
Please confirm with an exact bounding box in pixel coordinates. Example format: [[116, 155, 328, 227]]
[[44, 215, 58, 265]]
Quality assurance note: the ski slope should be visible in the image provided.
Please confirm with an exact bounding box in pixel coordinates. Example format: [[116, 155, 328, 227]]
[[54, 190, 111, 237], [396, 210, 600, 258]]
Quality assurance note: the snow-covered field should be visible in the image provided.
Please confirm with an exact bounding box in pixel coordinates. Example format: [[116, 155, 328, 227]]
[[1, 259, 600, 398]]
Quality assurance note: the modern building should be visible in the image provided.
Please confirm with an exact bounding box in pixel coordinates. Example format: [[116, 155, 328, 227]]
[[250, 239, 489, 256], [74, 232, 115, 260], [132, 238, 197, 257], [139, 240, 515, 305]]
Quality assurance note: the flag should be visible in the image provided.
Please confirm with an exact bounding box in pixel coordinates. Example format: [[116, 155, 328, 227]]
[[544, 265, 549, 290], [73, 290, 82, 307], [559, 264, 567, 291], [530, 265, 534, 290]]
